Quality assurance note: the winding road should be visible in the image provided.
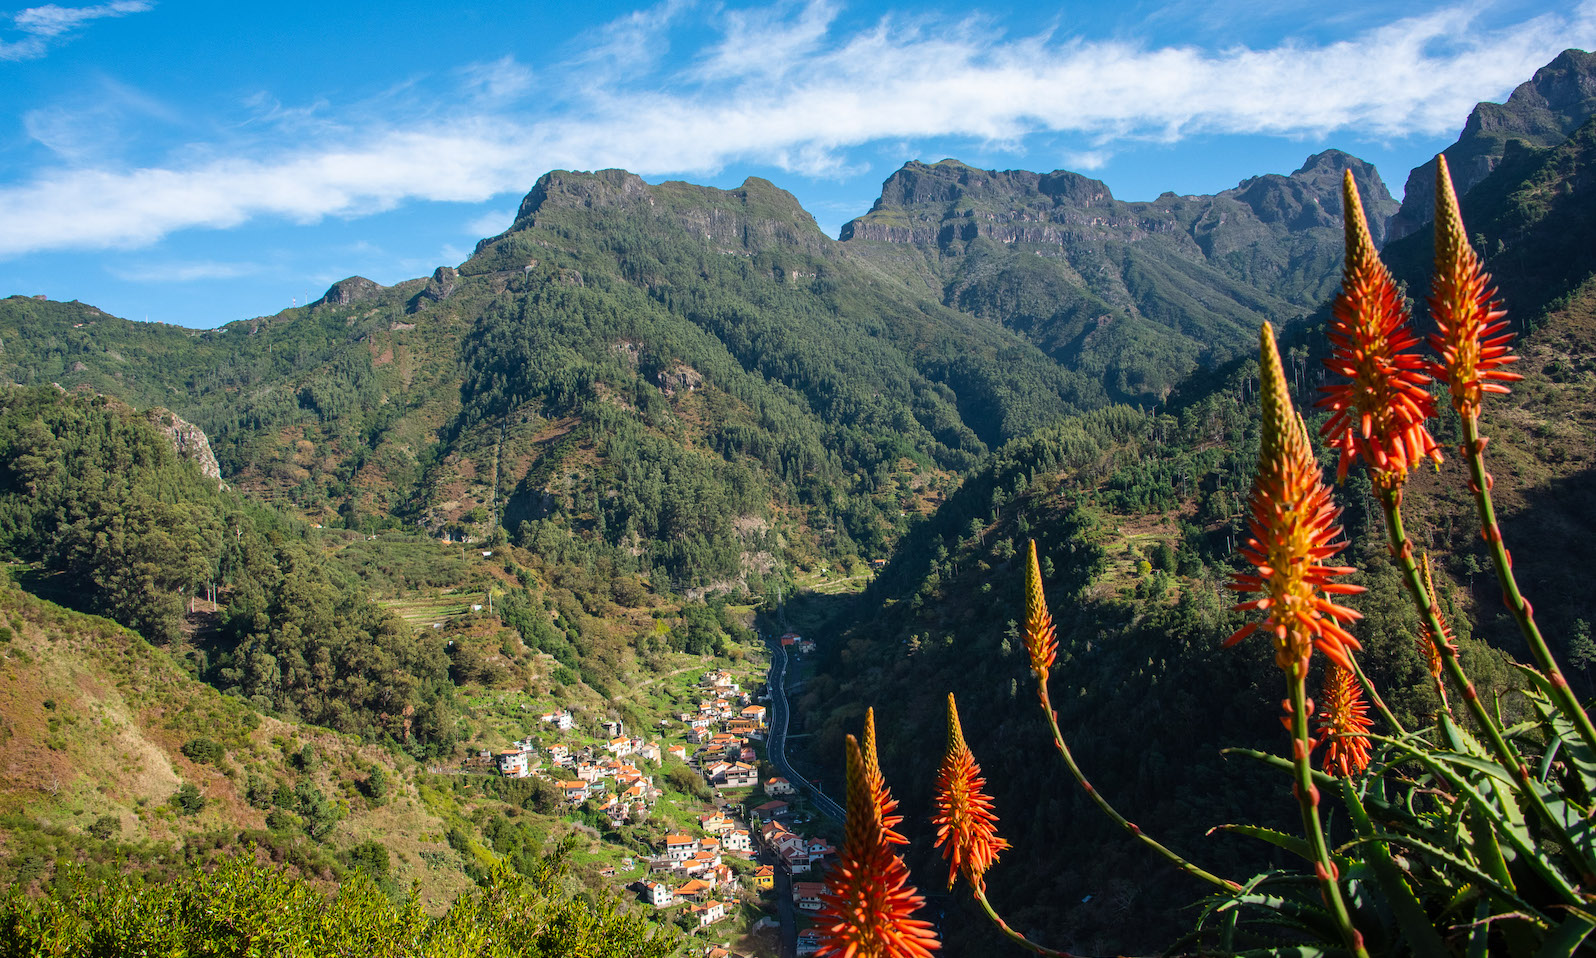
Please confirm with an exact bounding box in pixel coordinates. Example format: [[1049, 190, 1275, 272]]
[[763, 635, 845, 824]]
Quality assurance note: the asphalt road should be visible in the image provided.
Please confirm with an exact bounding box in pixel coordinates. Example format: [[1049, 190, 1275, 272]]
[[773, 860, 798, 958], [763, 637, 845, 824]]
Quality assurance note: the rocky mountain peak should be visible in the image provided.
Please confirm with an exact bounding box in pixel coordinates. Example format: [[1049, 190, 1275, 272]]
[[1218, 149, 1397, 243], [514, 168, 652, 226], [316, 276, 385, 307], [1387, 48, 1596, 243]]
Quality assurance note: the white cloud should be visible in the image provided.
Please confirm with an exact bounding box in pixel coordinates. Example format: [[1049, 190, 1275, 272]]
[[1061, 150, 1112, 171], [693, 0, 838, 81], [1, 1, 152, 60], [2, 0, 1593, 256]]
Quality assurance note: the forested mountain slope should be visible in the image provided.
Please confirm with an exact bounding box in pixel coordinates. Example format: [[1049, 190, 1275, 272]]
[[837, 150, 1396, 404], [0, 150, 1385, 595], [797, 69, 1596, 958]]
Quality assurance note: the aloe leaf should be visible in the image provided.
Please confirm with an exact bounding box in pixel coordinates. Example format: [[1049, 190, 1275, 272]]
[[1339, 779, 1449, 958], [1519, 665, 1596, 798], [1377, 735, 1581, 900], [1351, 832, 1550, 926], [1211, 824, 1323, 865], [1467, 895, 1491, 958], [1536, 911, 1596, 958]]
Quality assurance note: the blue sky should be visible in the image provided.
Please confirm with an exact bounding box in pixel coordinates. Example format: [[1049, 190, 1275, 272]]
[[1, 0, 1592, 329]]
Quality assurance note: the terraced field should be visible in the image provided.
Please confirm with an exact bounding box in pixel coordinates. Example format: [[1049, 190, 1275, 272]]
[[378, 593, 487, 629]]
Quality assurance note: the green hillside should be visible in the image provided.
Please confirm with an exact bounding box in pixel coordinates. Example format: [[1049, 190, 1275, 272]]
[[796, 90, 1596, 957]]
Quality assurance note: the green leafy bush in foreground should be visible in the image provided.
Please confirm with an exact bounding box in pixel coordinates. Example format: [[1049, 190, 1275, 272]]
[[0, 847, 674, 958]]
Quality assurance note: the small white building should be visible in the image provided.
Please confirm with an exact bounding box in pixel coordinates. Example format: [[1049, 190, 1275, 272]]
[[643, 881, 674, 907], [496, 750, 530, 778], [664, 834, 698, 861], [690, 899, 727, 926], [540, 709, 574, 730]]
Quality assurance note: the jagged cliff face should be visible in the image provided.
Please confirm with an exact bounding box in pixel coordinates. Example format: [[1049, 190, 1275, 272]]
[[505, 169, 830, 257], [1387, 48, 1596, 242], [145, 408, 223, 482], [835, 152, 1395, 401], [842, 152, 1394, 276]]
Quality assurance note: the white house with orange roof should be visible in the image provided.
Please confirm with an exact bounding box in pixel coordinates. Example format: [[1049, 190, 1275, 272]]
[[714, 762, 757, 788], [739, 704, 767, 727], [642, 880, 673, 907], [663, 834, 698, 861], [496, 749, 531, 778], [689, 899, 727, 926], [539, 709, 574, 730], [764, 776, 797, 796]]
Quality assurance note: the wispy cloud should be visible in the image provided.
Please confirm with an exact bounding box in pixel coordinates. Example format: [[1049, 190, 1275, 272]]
[[456, 56, 536, 105], [465, 208, 518, 238], [107, 259, 260, 282], [2, 0, 1592, 256], [1, 1, 152, 60]]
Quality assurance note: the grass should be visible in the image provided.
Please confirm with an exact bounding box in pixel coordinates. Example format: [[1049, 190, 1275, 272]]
[[378, 594, 484, 629]]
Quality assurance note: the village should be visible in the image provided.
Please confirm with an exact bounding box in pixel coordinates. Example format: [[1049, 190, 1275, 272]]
[[474, 633, 834, 957]]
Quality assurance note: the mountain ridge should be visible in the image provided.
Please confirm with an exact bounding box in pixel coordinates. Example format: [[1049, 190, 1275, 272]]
[[1387, 47, 1596, 242]]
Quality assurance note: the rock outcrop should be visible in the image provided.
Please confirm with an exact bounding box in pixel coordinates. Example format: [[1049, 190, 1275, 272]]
[[316, 276, 385, 307], [1387, 49, 1596, 243], [145, 408, 222, 483]]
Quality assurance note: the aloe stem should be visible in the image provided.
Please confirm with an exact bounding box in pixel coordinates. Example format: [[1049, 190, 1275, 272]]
[[1347, 652, 1405, 736], [1379, 488, 1596, 883], [1459, 413, 1596, 756], [972, 886, 1078, 957], [1288, 665, 1369, 958], [1035, 678, 1239, 892]]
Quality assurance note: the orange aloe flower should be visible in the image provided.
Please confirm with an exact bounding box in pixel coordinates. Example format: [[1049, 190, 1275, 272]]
[[816, 735, 940, 958], [1315, 663, 1373, 777], [1429, 154, 1521, 419], [931, 694, 1010, 891], [1023, 539, 1057, 680], [1419, 553, 1455, 683], [1228, 324, 1365, 674], [1318, 170, 1441, 487], [860, 707, 906, 845]]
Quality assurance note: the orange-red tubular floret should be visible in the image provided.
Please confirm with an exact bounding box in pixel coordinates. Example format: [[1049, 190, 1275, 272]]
[[1023, 540, 1057, 680], [1316, 663, 1374, 777], [816, 735, 939, 958], [1318, 171, 1441, 485], [860, 708, 906, 846], [1428, 154, 1521, 419], [931, 694, 1010, 891], [1228, 324, 1365, 674]]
